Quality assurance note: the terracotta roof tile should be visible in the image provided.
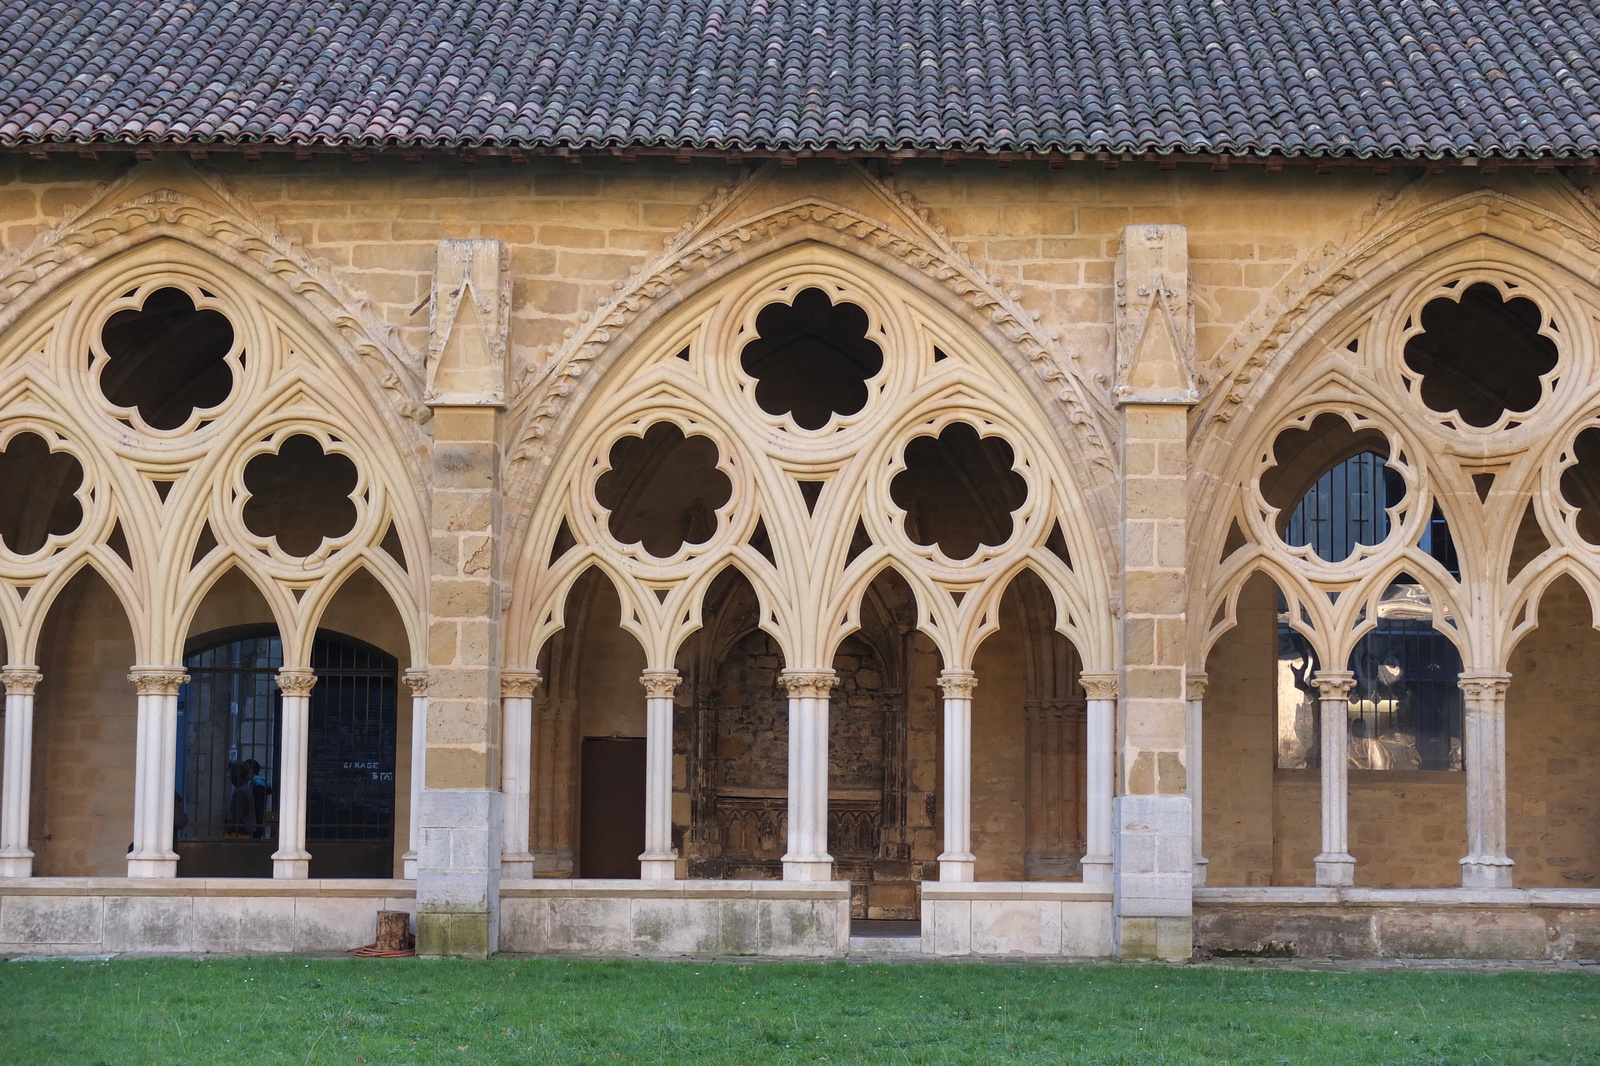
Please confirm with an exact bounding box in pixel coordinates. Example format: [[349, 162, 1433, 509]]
[[1, 0, 1598, 158]]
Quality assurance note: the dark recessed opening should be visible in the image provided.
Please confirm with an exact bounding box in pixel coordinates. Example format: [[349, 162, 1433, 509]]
[[99, 287, 235, 430], [740, 288, 883, 430], [1403, 283, 1556, 427], [595, 423, 733, 558], [890, 423, 1028, 559]]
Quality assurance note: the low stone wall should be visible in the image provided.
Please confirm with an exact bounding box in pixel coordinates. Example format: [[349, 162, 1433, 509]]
[[1194, 887, 1600, 960], [499, 879, 851, 957], [921, 882, 1114, 957], [0, 878, 415, 955]]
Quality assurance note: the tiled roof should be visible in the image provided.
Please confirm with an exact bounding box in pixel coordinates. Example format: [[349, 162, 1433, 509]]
[[2, 0, 1598, 159]]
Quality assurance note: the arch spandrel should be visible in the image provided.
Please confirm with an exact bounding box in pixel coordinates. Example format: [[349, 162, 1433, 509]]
[[504, 220, 1117, 678]]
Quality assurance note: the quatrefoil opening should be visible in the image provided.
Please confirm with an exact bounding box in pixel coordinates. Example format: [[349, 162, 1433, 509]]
[[890, 423, 1028, 560], [595, 422, 733, 559], [740, 288, 884, 430], [1560, 427, 1600, 546], [99, 287, 235, 431], [0, 432, 84, 555], [1403, 283, 1556, 428], [242, 435, 359, 557]]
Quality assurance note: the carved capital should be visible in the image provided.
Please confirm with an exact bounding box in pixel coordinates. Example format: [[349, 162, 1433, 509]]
[[640, 669, 681, 698], [275, 669, 318, 698], [1, 667, 41, 695], [502, 670, 543, 698], [779, 669, 838, 697], [402, 669, 430, 697], [937, 670, 978, 699], [1311, 670, 1357, 701], [128, 667, 188, 695], [1079, 672, 1120, 701], [1186, 672, 1208, 702], [1458, 671, 1512, 704]]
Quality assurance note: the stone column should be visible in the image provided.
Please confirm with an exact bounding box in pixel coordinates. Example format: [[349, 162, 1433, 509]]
[[1079, 673, 1118, 886], [1312, 670, 1357, 887], [1460, 671, 1514, 888], [640, 669, 681, 880], [780, 669, 837, 881], [937, 669, 977, 882], [499, 670, 540, 880], [402, 669, 429, 879], [1186, 673, 1208, 886], [127, 667, 187, 878], [1110, 223, 1198, 960], [272, 668, 317, 879], [0, 667, 41, 877]]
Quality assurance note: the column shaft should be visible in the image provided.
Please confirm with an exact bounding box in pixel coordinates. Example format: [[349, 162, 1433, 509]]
[[937, 670, 977, 882], [639, 669, 680, 880], [1186, 674, 1208, 885], [1081, 673, 1118, 885], [127, 668, 187, 878], [1460, 672, 1514, 888], [273, 668, 316, 879], [403, 670, 429, 879], [781, 670, 836, 881], [500, 670, 540, 879], [0, 668, 41, 876], [1313, 671, 1357, 886]]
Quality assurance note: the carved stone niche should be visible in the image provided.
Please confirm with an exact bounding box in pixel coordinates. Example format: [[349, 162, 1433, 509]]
[[1114, 224, 1197, 405], [426, 238, 510, 406]]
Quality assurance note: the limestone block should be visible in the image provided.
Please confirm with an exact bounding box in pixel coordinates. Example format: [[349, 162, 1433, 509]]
[[1060, 901, 1115, 957], [921, 898, 972, 955], [497, 897, 551, 953], [291, 897, 385, 953], [0, 893, 103, 950], [103, 895, 194, 953], [192, 896, 296, 953], [1373, 908, 1551, 959], [969, 899, 1062, 955], [758, 898, 848, 957], [1114, 225, 1196, 407], [541, 896, 632, 954], [631, 897, 718, 955]]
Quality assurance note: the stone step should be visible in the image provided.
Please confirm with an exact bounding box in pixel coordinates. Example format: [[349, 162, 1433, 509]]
[[847, 934, 923, 957]]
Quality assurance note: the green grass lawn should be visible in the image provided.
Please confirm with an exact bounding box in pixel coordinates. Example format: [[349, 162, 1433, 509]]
[[1, 956, 1596, 1065]]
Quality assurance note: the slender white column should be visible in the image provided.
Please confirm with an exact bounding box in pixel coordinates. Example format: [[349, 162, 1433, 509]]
[[0, 667, 42, 877], [127, 667, 188, 878], [937, 669, 978, 881], [1460, 671, 1514, 888], [781, 669, 837, 881], [1313, 671, 1357, 887], [500, 669, 541, 879], [402, 669, 429, 879], [272, 668, 317, 879], [1186, 672, 1208, 886], [1079, 672, 1118, 885], [638, 669, 681, 880]]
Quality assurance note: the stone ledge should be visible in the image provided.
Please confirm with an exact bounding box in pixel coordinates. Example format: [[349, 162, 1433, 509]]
[[0, 878, 415, 898], [1196, 886, 1600, 909], [499, 879, 852, 900], [922, 881, 1112, 902]]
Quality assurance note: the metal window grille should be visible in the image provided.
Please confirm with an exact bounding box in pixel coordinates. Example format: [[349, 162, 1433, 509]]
[[307, 636, 398, 843]]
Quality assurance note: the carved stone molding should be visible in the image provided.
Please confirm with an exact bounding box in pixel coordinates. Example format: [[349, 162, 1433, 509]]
[[1185, 673, 1209, 702], [936, 669, 978, 699], [1114, 224, 1197, 405], [1311, 671, 1357, 701], [1079, 672, 1120, 701], [1458, 671, 1512, 704], [779, 669, 839, 698], [402, 669, 431, 697], [501, 669, 543, 698], [639, 669, 681, 698], [0, 667, 41, 695], [426, 238, 509, 406], [128, 667, 189, 695], [275, 669, 318, 698]]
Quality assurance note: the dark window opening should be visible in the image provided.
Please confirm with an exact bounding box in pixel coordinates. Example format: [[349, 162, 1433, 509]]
[[740, 288, 884, 429], [889, 423, 1028, 560], [595, 422, 732, 558], [99, 287, 235, 430], [0, 432, 83, 554], [1403, 282, 1556, 427], [241, 435, 359, 557]]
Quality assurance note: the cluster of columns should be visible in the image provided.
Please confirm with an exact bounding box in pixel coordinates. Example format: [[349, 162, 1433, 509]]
[[0, 662, 346, 880], [1187, 668, 1517, 888]]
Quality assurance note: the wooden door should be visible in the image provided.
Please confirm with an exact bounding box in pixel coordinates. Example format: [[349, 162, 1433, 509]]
[[579, 737, 647, 879]]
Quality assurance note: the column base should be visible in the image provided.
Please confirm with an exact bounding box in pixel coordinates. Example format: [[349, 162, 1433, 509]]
[[937, 854, 975, 882], [273, 855, 311, 879], [783, 857, 835, 881], [1314, 853, 1357, 886], [502, 853, 535, 880], [1461, 856, 1515, 888], [1116, 916, 1193, 961], [416, 789, 501, 958], [403, 851, 418, 880], [0, 850, 34, 877], [1081, 855, 1114, 885], [639, 856, 677, 880], [1192, 856, 1209, 887], [126, 855, 177, 878]]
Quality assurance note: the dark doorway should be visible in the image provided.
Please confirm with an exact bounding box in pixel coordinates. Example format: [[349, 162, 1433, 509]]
[[175, 626, 398, 878], [579, 737, 646, 879]]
